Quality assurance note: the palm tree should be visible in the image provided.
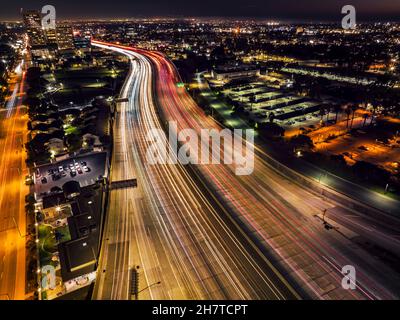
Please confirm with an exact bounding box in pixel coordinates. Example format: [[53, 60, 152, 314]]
[[349, 105, 357, 129], [325, 104, 332, 122], [370, 104, 377, 126], [362, 113, 369, 128], [269, 112, 276, 123], [249, 94, 256, 110], [333, 104, 342, 123], [345, 106, 351, 129], [319, 105, 326, 122]]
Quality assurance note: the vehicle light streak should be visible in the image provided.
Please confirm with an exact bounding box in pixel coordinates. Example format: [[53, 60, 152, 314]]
[[92, 40, 398, 300]]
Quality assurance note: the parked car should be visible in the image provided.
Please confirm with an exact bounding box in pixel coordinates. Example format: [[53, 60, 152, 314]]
[[41, 177, 47, 184]]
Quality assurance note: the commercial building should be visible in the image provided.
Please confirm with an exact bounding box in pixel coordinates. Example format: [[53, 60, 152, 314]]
[[73, 35, 91, 52], [45, 27, 58, 46], [57, 24, 75, 51], [23, 10, 47, 47], [22, 10, 76, 57], [212, 64, 260, 81], [36, 180, 105, 299]]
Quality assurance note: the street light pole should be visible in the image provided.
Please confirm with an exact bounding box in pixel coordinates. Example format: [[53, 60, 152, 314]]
[[12, 216, 26, 238]]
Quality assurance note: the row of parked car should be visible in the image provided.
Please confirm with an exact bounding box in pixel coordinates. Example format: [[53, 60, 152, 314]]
[[39, 161, 91, 184], [285, 116, 309, 126]]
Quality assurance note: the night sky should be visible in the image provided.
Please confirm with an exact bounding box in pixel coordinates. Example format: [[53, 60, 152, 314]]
[[1, 0, 400, 21]]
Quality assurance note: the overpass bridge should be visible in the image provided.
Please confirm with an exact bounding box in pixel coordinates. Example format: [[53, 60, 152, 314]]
[[110, 179, 137, 190]]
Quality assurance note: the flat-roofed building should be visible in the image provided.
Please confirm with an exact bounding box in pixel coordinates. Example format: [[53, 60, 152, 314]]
[[58, 236, 97, 281], [212, 64, 260, 81]]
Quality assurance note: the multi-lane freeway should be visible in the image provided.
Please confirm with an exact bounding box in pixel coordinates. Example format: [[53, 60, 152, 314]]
[[92, 43, 300, 300], [92, 40, 400, 300]]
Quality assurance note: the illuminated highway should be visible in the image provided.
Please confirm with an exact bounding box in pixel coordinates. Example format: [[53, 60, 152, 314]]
[[0, 62, 28, 300], [92, 42, 300, 300], [92, 41, 400, 300]]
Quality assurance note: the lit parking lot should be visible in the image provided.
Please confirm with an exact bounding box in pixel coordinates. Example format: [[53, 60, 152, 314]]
[[220, 80, 326, 130], [34, 152, 107, 199]]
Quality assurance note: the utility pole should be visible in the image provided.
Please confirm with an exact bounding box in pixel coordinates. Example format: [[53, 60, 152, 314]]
[[130, 266, 140, 300], [130, 266, 161, 299]]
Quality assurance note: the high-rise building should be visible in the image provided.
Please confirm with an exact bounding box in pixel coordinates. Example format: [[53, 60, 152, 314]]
[[23, 9, 75, 58], [56, 24, 75, 51], [22, 10, 46, 47], [45, 27, 58, 46]]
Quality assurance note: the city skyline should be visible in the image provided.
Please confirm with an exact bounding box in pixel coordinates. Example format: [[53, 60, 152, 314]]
[[0, 0, 400, 22]]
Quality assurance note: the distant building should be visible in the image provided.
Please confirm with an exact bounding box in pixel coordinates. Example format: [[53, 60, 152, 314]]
[[23, 9, 55, 66], [29, 45, 53, 64], [23, 10, 47, 47], [45, 27, 58, 46], [57, 24, 75, 51], [74, 36, 91, 51], [296, 26, 305, 34], [23, 10, 76, 55], [212, 64, 260, 81]]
